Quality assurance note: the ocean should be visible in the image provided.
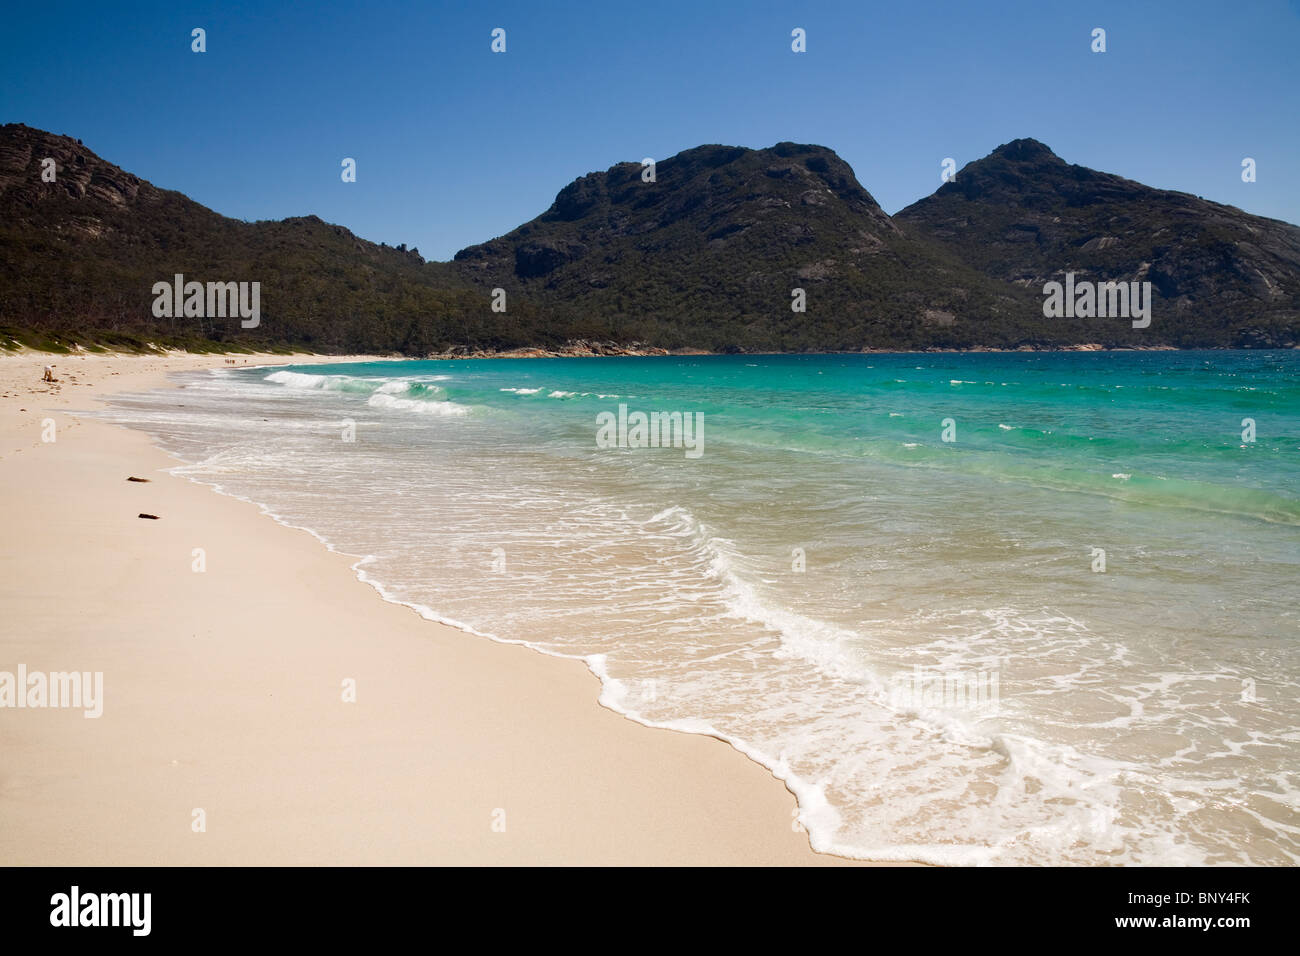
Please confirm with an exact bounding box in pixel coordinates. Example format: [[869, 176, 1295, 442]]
[[102, 350, 1300, 865]]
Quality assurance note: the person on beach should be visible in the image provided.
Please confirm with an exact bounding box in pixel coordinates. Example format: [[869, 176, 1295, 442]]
[[42, 364, 57, 382]]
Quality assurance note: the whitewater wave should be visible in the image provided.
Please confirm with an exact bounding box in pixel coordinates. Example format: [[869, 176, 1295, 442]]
[[265, 370, 470, 416], [367, 393, 469, 416], [264, 369, 375, 392], [621, 504, 1202, 864]]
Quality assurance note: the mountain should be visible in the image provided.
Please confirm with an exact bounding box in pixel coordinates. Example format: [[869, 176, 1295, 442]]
[[451, 142, 1042, 351], [1, 123, 1297, 354], [0, 123, 544, 354], [895, 139, 1300, 348]]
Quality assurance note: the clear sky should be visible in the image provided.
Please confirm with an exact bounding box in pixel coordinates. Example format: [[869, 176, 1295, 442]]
[[4, 0, 1298, 261]]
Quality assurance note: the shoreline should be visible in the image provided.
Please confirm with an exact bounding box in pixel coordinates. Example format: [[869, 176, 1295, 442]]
[[0, 350, 889, 865], [6, 341, 1288, 368], [422, 343, 1212, 359]]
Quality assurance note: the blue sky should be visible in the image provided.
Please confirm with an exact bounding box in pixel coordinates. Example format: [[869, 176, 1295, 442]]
[[4, 0, 1298, 260]]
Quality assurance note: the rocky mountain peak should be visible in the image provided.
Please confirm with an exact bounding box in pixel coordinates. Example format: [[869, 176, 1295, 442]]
[[987, 138, 1063, 164]]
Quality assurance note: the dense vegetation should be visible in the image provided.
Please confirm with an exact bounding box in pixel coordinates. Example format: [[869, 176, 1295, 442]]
[[0, 124, 550, 354], [896, 139, 1300, 348], [452, 142, 1046, 351], [1, 124, 1296, 354]]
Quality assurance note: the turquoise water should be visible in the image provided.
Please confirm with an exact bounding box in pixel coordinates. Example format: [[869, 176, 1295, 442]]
[[105, 351, 1300, 864]]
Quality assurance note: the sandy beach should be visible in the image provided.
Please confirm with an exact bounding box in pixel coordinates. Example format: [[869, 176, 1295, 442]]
[[0, 350, 868, 865]]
